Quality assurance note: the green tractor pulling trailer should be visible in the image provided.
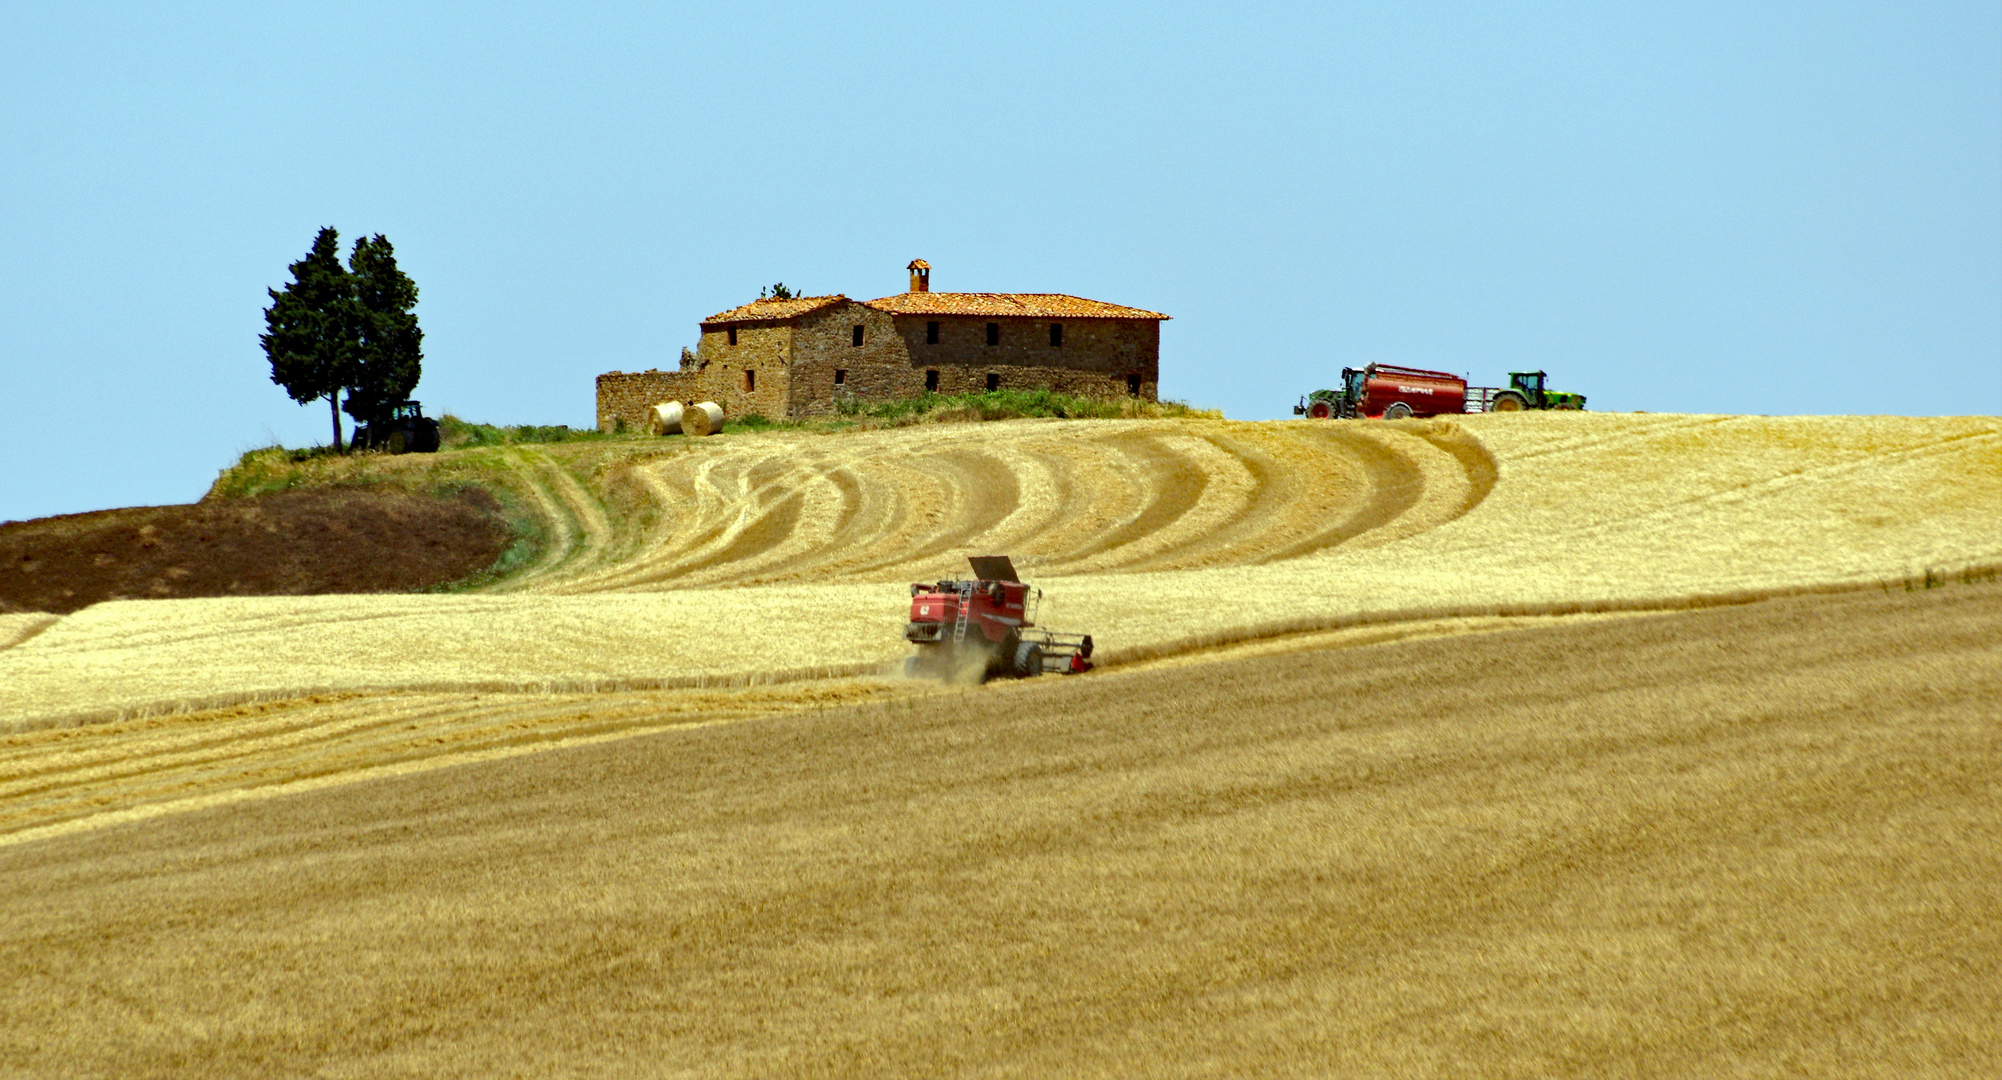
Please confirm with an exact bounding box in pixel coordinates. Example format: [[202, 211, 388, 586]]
[[1295, 365, 1585, 419]]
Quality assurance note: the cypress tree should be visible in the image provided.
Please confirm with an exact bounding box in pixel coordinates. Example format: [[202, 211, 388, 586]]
[[261, 227, 362, 450], [344, 234, 424, 433]]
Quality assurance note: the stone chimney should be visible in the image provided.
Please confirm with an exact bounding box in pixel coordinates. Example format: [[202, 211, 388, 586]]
[[907, 258, 931, 293]]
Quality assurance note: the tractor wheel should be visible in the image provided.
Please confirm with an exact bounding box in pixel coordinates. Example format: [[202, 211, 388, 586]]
[[1383, 402, 1413, 420], [1490, 392, 1527, 412], [1013, 641, 1045, 678], [386, 429, 409, 454], [1307, 400, 1334, 419]]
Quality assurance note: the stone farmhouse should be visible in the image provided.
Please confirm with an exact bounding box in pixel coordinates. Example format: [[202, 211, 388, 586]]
[[596, 260, 1169, 430]]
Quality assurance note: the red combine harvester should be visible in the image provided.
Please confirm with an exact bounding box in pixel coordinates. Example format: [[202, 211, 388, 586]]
[[1293, 364, 1467, 420], [905, 556, 1095, 680]]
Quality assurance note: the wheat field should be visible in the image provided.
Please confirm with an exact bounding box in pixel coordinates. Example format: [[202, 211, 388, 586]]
[[2, 410, 1998, 1076], [1, 583, 1995, 1077], [3, 412, 2002, 1073], [2, 413, 1994, 733]]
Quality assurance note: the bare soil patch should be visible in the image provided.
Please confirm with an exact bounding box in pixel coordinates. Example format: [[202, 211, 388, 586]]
[[0, 489, 510, 614]]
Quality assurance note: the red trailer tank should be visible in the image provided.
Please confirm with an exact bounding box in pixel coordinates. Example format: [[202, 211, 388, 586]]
[[1356, 364, 1468, 419]]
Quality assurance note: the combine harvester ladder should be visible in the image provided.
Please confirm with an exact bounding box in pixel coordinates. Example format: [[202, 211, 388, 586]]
[[951, 581, 975, 644]]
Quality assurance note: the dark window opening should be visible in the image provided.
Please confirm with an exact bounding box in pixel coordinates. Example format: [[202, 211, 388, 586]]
[[1127, 373, 1142, 396], [985, 322, 999, 346], [1049, 323, 1062, 347], [834, 369, 846, 385], [745, 370, 756, 392], [925, 321, 939, 344], [986, 373, 1000, 392], [852, 325, 864, 346], [726, 327, 737, 346], [925, 369, 939, 392]]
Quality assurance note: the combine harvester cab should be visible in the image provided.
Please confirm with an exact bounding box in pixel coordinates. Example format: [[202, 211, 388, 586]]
[[1294, 364, 1468, 420], [904, 555, 1094, 681]]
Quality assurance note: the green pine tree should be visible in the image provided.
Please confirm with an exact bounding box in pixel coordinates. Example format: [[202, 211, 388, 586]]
[[262, 227, 362, 451], [343, 234, 424, 433]]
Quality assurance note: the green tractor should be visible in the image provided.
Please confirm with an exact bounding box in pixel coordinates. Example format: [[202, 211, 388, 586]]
[[352, 400, 441, 453], [1489, 371, 1585, 412]]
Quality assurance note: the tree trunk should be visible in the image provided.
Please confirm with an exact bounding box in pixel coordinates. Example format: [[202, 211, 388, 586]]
[[330, 392, 344, 453]]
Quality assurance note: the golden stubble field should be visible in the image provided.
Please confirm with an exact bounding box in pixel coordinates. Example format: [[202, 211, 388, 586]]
[[1, 583, 1996, 1078], [2, 413, 1996, 734], [0, 411, 1998, 1076]]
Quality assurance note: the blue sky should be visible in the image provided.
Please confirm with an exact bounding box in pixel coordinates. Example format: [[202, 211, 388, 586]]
[[2, 1, 1997, 521]]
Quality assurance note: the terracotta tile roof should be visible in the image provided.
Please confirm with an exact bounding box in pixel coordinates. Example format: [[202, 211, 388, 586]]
[[863, 293, 1169, 320], [701, 295, 849, 325]]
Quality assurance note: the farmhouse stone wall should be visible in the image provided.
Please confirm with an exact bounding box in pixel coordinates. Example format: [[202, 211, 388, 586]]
[[691, 321, 797, 420], [788, 302, 912, 416], [889, 314, 1157, 390], [894, 359, 1155, 400], [599, 287, 1165, 425]]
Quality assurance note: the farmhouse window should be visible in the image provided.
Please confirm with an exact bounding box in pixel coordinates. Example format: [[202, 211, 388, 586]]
[[1049, 323, 1062, 347], [925, 369, 939, 392], [1127, 373, 1142, 396], [926, 321, 939, 344], [986, 373, 1000, 392], [852, 325, 864, 346], [834, 369, 846, 385], [744, 370, 757, 392], [727, 327, 737, 346], [985, 322, 999, 346]]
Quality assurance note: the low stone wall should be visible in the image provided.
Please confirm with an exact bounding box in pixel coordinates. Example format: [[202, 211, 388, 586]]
[[596, 370, 706, 433]]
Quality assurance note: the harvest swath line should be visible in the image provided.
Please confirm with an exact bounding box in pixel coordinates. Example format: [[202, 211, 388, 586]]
[[0, 678, 943, 847], [1, 414, 1995, 755], [2, 584, 1993, 1077], [4, 570, 1994, 847], [502, 419, 1491, 592]]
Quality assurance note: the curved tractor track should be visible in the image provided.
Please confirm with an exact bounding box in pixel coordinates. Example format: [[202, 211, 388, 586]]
[[2, 413, 1996, 844], [503, 419, 1495, 594]]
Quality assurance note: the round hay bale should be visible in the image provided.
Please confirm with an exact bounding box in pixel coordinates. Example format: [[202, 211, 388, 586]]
[[649, 401, 684, 435], [684, 401, 725, 437]]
